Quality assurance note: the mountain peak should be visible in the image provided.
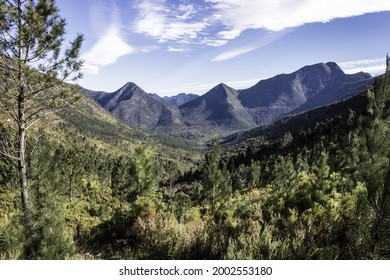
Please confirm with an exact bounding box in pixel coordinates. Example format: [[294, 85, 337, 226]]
[[179, 81, 256, 136], [204, 83, 237, 99], [324, 62, 344, 75], [325, 61, 341, 69], [212, 83, 234, 92], [297, 62, 344, 77], [118, 82, 141, 92], [238, 61, 373, 125], [215, 82, 228, 88], [84, 61, 373, 141]]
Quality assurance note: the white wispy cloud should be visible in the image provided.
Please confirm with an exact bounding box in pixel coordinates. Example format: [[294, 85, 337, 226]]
[[212, 46, 258, 62], [177, 3, 196, 20], [212, 28, 292, 62], [225, 77, 267, 89], [207, 0, 390, 39], [133, 0, 208, 43], [167, 46, 192, 52], [339, 58, 386, 75], [131, 0, 390, 53], [200, 38, 228, 47], [82, 24, 135, 74]]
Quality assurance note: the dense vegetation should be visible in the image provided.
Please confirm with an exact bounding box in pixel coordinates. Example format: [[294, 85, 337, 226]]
[[0, 0, 389, 261], [1, 72, 389, 260]]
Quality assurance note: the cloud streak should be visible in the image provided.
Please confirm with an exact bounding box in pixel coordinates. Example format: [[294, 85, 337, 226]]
[[167, 46, 193, 52], [131, 0, 390, 51], [81, 2, 135, 74], [133, 0, 208, 43], [225, 77, 267, 89], [339, 58, 386, 75], [212, 46, 258, 62], [212, 28, 292, 61], [82, 24, 135, 74], [207, 0, 390, 39]]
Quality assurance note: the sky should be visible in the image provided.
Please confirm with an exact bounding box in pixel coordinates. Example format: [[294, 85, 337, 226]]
[[56, 0, 390, 96]]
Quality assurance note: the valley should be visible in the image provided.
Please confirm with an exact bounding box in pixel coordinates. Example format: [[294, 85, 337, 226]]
[[1, 0, 389, 261]]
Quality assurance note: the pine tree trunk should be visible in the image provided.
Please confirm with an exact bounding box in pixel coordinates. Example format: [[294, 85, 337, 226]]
[[17, 0, 30, 222], [18, 87, 30, 218]]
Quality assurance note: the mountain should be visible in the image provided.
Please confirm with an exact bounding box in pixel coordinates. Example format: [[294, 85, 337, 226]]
[[222, 89, 369, 149], [238, 62, 373, 125], [164, 93, 199, 106], [83, 62, 373, 142], [84, 82, 257, 140], [83, 82, 184, 131], [178, 83, 257, 139], [150, 93, 199, 106], [0, 80, 202, 170], [58, 85, 202, 161]]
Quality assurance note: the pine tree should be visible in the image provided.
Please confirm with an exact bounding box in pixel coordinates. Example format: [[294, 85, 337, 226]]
[[161, 159, 179, 195], [280, 131, 293, 148], [351, 67, 390, 258], [21, 135, 76, 259], [0, 0, 83, 229], [131, 147, 158, 199], [111, 156, 128, 207], [202, 137, 232, 216], [23, 186, 76, 260]]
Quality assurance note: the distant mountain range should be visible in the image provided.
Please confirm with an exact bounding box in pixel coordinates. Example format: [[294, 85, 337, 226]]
[[238, 62, 372, 125], [83, 62, 373, 141], [150, 93, 199, 106]]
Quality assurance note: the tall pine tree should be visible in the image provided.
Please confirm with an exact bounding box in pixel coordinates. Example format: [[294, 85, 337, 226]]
[[0, 0, 83, 258], [202, 137, 232, 217], [0, 0, 83, 227]]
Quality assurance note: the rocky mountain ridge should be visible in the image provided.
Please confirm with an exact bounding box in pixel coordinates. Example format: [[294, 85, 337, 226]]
[[83, 62, 373, 141]]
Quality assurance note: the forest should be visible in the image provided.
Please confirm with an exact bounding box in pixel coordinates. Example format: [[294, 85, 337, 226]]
[[0, 72, 389, 259], [1, 0, 390, 260]]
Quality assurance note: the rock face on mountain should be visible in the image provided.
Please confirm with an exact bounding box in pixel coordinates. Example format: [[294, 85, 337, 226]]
[[84, 82, 183, 130], [238, 62, 373, 125], [173, 84, 256, 138], [84, 83, 258, 140], [83, 62, 374, 141], [178, 83, 257, 138]]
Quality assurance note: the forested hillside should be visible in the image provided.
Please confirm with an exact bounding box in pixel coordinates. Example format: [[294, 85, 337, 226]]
[[1, 72, 389, 260], [0, 0, 389, 260]]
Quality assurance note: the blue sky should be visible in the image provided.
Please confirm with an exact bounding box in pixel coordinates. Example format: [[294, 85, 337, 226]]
[[57, 0, 390, 96]]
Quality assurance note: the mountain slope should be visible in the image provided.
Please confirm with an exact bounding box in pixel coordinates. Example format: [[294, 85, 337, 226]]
[[54, 86, 202, 163], [178, 83, 257, 139], [238, 62, 373, 125], [222, 89, 369, 153], [83, 83, 184, 130]]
